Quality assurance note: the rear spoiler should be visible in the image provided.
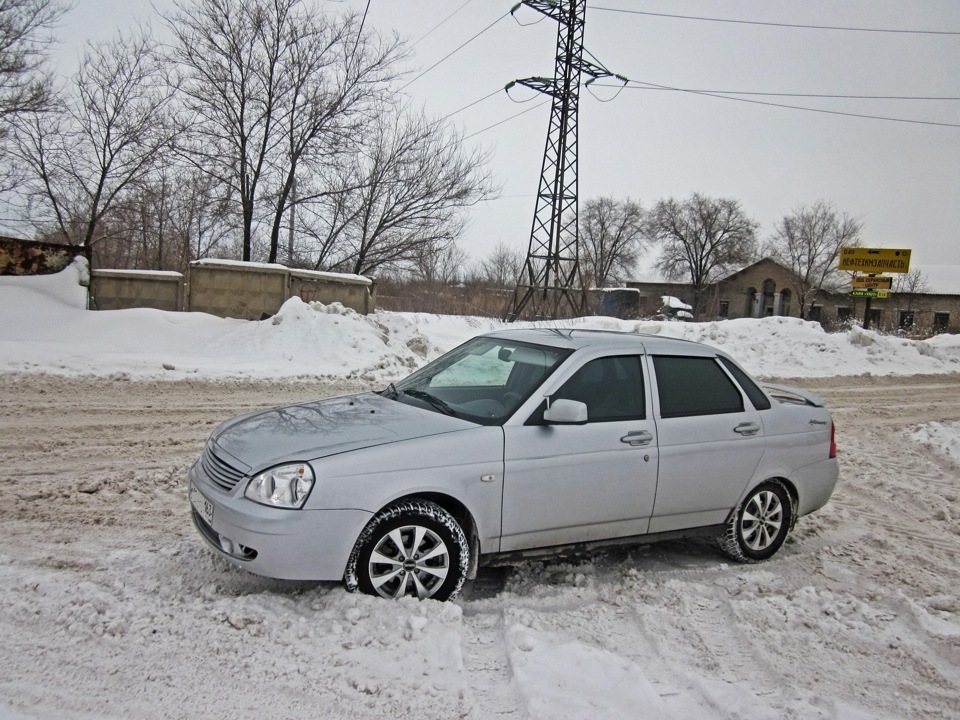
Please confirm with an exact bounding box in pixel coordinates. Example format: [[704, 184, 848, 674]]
[[761, 383, 827, 408]]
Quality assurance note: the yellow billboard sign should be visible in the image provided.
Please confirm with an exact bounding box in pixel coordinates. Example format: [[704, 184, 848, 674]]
[[838, 247, 911, 273], [851, 275, 893, 290]]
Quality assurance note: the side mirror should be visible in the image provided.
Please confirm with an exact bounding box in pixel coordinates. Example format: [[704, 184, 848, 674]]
[[543, 399, 588, 425]]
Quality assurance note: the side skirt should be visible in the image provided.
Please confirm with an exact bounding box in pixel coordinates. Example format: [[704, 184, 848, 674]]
[[479, 524, 726, 567]]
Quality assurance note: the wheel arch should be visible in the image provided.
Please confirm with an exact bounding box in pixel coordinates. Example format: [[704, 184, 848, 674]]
[[730, 475, 799, 528], [386, 492, 481, 577], [718, 476, 796, 563], [777, 476, 800, 529]]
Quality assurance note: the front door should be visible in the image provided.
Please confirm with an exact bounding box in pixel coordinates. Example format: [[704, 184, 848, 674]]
[[500, 355, 659, 551]]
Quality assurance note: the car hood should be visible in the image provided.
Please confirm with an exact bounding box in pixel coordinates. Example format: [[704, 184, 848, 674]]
[[210, 392, 476, 471]]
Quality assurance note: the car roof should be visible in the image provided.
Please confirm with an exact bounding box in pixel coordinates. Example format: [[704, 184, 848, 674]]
[[482, 327, 722, 358]]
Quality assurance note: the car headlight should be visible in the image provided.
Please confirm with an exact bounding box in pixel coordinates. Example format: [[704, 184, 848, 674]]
[[244, 463, 315, 509]]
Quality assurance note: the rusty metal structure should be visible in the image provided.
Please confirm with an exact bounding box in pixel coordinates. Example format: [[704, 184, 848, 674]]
[[504, 0, 620, 321]]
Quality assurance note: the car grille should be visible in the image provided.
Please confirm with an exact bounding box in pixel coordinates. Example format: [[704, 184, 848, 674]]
[[201, 444, 247, 492]]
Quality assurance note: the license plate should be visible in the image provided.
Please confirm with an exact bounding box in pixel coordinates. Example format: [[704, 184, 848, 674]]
[[190, 483, 214, 526]]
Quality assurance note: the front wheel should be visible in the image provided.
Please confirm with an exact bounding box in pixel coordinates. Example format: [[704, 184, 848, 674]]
[[718, 480, 793, 563], [345, 500, 469, 600]]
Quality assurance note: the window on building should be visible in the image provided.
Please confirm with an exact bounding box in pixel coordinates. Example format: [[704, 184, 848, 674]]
[[779, 290, 792, 317], [807, 306, 822, 322], [718, 300, 729, 318], [899, 310, 915, 330], [745, 287, 757, 318], [837, 307, 852, 323], [867, 308, 882, 328], [934, 312, 950, 333]]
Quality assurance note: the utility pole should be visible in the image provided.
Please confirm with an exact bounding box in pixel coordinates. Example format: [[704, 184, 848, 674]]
[[287, 176, 296, 266], [504, 0, 622, 322]]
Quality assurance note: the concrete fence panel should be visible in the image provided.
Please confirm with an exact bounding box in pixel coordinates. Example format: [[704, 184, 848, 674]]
[[90, 270, 184, 312], [290, 269, 376, 315], [186, 260, 291, 320]]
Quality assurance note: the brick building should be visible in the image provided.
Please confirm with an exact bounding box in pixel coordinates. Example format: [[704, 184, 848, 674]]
[[622, 258, 960, 335]]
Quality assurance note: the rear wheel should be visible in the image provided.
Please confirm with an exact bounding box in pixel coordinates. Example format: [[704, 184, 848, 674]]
[[345, 500, 469, 600], [718, 480, 792, 563]]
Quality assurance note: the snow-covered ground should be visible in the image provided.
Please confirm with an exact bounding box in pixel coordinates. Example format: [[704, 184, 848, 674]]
[[2, 261, 960, 720]]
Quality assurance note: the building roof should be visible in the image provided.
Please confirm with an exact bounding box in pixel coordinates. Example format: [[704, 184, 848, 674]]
[[629, 256, 960, 297], [912, 265, 960, 295]]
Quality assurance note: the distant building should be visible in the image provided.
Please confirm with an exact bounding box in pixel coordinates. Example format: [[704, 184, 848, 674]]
[[620, 257, 960, 335]]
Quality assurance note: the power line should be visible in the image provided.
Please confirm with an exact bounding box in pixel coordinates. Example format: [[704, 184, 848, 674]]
[[445, 78, 960, 144], [400, 10, 511, 90], [402, 4, 960, 141], [443, 88, 504, 120], [620, 78, 960, 128], [593, 83, 960, 102], [589, 6, 960, 36], [411, 0, 477, 48], [349, 0, 372, 60], [463, 99, 549, 140]]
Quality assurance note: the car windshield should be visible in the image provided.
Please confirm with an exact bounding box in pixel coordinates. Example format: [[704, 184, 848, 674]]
[[386, 337, 569, 425]]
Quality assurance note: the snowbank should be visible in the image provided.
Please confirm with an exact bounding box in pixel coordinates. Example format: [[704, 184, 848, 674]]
[[0, 261, 958, 381]]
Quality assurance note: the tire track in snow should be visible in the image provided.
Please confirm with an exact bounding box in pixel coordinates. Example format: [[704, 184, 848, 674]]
[[458, 604, 526, 718]]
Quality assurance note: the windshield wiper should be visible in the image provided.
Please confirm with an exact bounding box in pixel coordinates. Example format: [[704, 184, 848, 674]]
[[381, 382, 401, 400], [403, 389, 457, 417]]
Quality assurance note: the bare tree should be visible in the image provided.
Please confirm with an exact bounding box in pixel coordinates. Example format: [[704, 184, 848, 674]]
[[411, 240, 469, 286], [894, 268, 929, 295], [0, 0, 62, 129], [579, 196, 645, 288], [305, 108, 496, 275], [479, 241, 524, 289], [12, 30, 178, 249], [94, 167, 233, 271], [889, 268, 930, 329], [647, 193, 758, 316], [167, 169, 235, 264], [766, 201, 862, 319], [167, 0, 402, 263], [0, 0, 64, 190]]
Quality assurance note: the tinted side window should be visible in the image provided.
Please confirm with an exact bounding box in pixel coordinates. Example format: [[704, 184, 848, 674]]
[[653, 355, 744, 418], [718, 356, 771, 411], [554, 356, 645, 422]]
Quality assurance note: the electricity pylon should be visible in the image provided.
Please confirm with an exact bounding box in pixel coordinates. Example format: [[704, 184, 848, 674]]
[[504, 0, 621, 322]]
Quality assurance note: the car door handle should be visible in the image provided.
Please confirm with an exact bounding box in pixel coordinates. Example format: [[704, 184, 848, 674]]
[[734, 422, 760, 436], [621, 430, 653, 446]]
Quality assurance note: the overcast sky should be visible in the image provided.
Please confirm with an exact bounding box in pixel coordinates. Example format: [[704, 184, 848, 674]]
[[61, 0, 960, 271]]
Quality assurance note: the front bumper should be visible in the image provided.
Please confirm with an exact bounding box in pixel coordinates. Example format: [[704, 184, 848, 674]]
[[188, 461, 372, 581]]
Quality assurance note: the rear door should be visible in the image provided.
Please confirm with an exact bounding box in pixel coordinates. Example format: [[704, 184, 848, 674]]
[[648, 354, 766, 533], [500, 354, 659, 551]]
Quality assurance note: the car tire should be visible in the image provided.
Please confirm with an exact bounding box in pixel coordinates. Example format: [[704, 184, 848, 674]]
[[717, 480, 793, 563], [344, 500, 469, 600]]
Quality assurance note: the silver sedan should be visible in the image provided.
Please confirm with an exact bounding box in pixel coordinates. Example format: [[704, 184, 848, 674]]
[[188, 329, 838, 600]]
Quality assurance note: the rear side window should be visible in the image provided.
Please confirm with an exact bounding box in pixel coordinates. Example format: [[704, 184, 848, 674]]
[[718, 356, 772, 411], [653, 355, 744, 418]]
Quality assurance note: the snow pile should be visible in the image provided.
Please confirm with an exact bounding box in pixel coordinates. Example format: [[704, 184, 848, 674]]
[[911, 421, 960, 466], [659, 295, 694, 320], [0, 259, 958, 380]]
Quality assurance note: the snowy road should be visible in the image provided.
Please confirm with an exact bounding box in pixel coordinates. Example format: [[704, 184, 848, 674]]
[[2, 374, 959, 719]]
